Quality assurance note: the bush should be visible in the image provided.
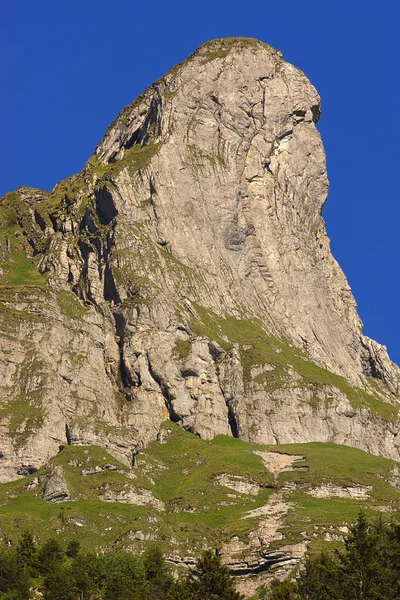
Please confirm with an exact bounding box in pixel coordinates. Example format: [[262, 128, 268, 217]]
[[37, 538, 64, 575], [0, 548, 31, 600], [186, 550, 243, 600]]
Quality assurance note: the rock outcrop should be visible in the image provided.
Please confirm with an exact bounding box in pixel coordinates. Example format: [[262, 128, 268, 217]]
[[42, 465, 70, 502], [0, 37, 399, 481]]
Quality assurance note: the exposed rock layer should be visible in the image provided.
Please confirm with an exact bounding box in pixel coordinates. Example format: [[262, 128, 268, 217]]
[[0, 37, 399, 480]]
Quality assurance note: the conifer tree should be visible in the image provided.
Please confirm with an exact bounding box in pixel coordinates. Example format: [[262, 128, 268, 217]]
[[186, 550, 243, 600], [16, 531, 37, 575], [0, 548, 31, 600], [37, 537, 64, 575], [42, 564, 77, 600], [66, 539, 81, 559]]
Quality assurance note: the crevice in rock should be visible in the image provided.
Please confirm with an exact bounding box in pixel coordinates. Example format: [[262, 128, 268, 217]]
[[227, 550, 294, 576], [131, 443, 142, 467], [149, 176, 157, 196], [65, 424, 72, 445], [276, 128, 293, 141], [208, 342, 224, 361], [72, 277, 87, 302], [49, 214, 59, 232], [25, 233, 44, 256], [146, 354, 181, 423], [125, 94, 163, 149], [125, 127, 142, 149], [34, 210, 47, 231], [120, 356, 136, 390], [67, 265, 74, 283], [111, 312, 140, 402], [156, 240, 172, 253], [82, 207, 99, 236], [113, 312, 126, 344], [104, 265, 121, 304], [214, 357, 240, 439], [311, 103, 321, 122], [177, 325, 192, 336], [95, 185, 118, 225], [16, 464, 37, 477], [77, 239, 92, 262], [227, 402, 239, 438], [363, 355, 382, 381], [181, 368, 198, 378]]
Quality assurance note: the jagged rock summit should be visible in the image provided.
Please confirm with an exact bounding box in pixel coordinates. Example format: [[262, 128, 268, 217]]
[[1, 37, 400, 482]]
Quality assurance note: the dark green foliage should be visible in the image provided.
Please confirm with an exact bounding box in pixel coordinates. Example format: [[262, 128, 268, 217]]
[[139, 544, 174, 600], [387, 521, 400, 575], [298, 552, 344, 600], [3, 514, 400, 599], [16, 531, 37, 574], [42, 564, 77, 600], [66, 539, 81, 558], [258, 579, 299, 600], [186, 550, 243, 600], [338, 512, 396, 600], [144, 544, 167, 580], [0, 548, 31, 600], [0, 536, 243, 600], [37, 537, 64, 575], [103, 553, 145, 600], [166, 580, 196, 600], [70, 553, 106, 600], [103, 574, 135, 600]]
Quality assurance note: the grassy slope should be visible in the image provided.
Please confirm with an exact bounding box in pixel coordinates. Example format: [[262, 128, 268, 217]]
[[0, 205, 44, 288], [266, 442, 400, 551], [0, 425, 398, 559]]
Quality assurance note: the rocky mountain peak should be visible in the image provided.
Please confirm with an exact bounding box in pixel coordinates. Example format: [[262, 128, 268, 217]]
[[0, 38, 399, 484]]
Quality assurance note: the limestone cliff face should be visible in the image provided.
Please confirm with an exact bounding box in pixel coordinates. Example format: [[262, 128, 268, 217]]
[[1, 38, 399, 481]]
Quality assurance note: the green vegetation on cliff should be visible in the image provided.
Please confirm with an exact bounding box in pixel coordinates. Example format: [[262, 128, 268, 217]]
[[0, 195, 44, 287], [188, 303, 399, 422]]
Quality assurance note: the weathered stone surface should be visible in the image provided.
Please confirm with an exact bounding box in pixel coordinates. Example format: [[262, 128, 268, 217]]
[[1, 37, 400, 482], [215, 474, 262, 496], [307, 484, 372, 499], [42, 465, 69, 503], [98, 487, 165, 510]]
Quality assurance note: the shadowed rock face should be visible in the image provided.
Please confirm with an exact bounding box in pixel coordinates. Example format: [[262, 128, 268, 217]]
[[0, 38, 399, 481]]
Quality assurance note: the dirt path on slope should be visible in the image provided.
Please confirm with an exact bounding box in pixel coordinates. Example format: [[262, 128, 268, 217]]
[[240, 451, 304, 545]]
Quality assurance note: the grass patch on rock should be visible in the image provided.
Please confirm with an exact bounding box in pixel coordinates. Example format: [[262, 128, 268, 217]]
[[0, 398, 44, 449], [188, 303, 399, 423], [57, 289, 87, 321]]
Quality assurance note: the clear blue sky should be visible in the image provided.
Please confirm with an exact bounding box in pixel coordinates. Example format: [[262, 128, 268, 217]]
[[1, 1, 399, 365]]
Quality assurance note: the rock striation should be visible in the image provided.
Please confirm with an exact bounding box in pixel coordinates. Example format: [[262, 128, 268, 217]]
[[0, 37, 400, 481]]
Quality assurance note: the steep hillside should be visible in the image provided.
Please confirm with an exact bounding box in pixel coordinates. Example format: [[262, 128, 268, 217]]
[[1, 424, 400, 594], [1, 37, 400, 593]]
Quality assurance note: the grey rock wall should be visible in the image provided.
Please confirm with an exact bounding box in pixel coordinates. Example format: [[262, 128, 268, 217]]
[[1, 38, 399, 481]]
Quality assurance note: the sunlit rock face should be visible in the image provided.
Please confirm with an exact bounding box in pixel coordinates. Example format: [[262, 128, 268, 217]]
[[1, 37, 399, 482]]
